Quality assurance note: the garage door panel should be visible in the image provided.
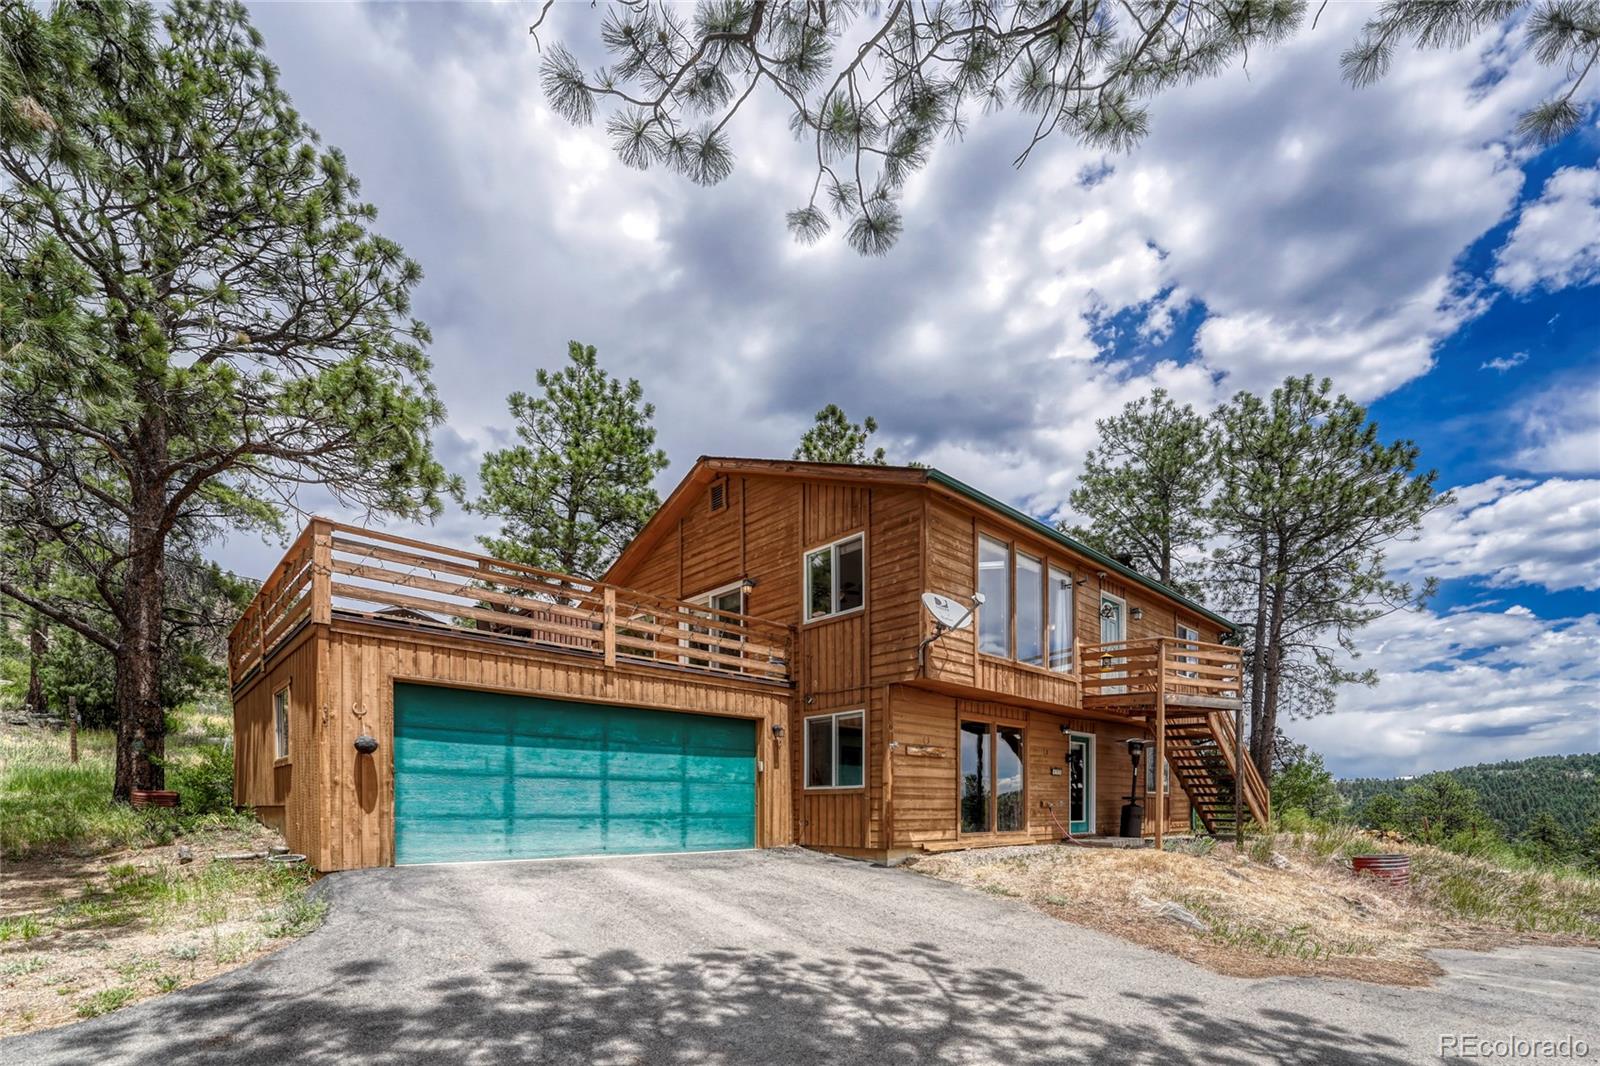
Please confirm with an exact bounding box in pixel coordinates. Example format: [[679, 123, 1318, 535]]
[[394, 685, 757, 865]]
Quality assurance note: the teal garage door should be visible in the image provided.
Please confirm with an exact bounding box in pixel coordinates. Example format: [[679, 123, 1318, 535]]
[[393, 684, 757, 865]]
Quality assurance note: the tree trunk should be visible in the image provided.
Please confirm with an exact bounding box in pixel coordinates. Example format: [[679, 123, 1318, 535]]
[[1253, 540, 1291, 781], [112, 498, 168, 801], [25, 613, 46, 716], [1247, 528, 1269, 765]]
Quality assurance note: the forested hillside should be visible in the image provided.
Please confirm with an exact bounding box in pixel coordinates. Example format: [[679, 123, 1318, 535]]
[[1339, 753, 1600, 838]]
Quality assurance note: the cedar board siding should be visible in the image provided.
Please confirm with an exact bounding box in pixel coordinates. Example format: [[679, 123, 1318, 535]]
[[233, 619, 792, 871], [887, 684, 1192, 848], [611, 475, 929, 852]]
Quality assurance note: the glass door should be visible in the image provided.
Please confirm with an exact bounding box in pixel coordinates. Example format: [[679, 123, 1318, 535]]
[[1099, 593, 1127, 694], [1068, 735, 1093, 835]]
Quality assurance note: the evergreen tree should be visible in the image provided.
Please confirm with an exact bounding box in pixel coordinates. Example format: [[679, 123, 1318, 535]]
[[0, 1, 453, 798], [1362, 792, 1403, 832], [472, 341, 669, 578], [1402, 774, 1497, 846], [1065, 389, 1211, 593], [1579, 819, 1600, 875], [534, 1, 1303, 254], [1206, 377, 1446, 779], [1271, 751, 1342, 821], [793, 404, 887, 465], [535, 2, 1593, 254], [1345, 1, 1600, 144], [1520, 810, 1575, 864]]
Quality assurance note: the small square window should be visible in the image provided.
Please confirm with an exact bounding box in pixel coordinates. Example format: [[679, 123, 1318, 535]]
[[803, 534, 865, 621], [805, 710, 865, 789]]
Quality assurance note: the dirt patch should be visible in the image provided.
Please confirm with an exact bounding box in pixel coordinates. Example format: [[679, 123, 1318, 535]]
[[0, 823, 323, 1036], [906, 837, 1596, 985]]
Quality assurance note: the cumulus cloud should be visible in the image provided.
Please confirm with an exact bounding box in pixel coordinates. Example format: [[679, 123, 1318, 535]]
[[1292, 604, 1600, 777], [1493, 165, 1600, 294], [1388, 476, 1600, 592], [1511, 378, 1600, 474]]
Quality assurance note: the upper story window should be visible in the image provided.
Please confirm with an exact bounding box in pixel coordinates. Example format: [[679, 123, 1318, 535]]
[[804, 534, 864, 622], [1048, 566, 1075, 671], [980, 535, 1075, 674], [1175, 621, 1201, 678], [978, 536, 1010, 655]]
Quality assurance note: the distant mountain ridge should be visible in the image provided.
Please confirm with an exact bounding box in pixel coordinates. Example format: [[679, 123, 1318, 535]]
[[1338, 753, 1600, 839]]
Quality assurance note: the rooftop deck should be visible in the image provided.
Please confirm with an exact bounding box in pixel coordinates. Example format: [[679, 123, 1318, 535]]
[[227, 519, 796, 691]]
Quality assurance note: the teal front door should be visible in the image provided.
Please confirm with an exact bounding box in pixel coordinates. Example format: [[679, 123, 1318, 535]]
[[1068, 735, 1094, 835], [393, 684, 757, 865]]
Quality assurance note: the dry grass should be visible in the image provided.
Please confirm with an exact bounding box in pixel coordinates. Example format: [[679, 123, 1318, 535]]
[[0, 722, 326, 1036], [907, 830, 1600, 986]]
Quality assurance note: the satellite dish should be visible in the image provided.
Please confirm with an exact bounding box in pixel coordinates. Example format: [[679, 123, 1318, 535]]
[[922, 592, 976, 631]]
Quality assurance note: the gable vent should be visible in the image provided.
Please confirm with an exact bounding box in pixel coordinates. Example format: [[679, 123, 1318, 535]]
[[708, 478, 728, 514]]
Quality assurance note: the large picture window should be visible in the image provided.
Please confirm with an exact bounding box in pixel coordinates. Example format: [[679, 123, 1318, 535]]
[[804, 710, 865, 789], [960, 720, 1025, 833], [979, 535, 1074, 673], [804, 534, 865, 622], [977, 536, 1010, 656]]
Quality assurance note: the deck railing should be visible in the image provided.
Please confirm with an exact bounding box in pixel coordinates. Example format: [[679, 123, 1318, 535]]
[[228, 519, 795, 688], [1079, 637, 1244, 704]]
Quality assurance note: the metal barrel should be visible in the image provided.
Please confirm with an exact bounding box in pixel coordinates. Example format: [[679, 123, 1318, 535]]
[[1352, 853, 1411, 887]]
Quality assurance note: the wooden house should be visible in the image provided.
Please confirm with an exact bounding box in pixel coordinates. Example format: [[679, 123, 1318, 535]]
[[230, 458, 1266, 870]]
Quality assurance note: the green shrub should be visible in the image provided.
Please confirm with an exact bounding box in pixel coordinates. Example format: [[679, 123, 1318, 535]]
[[164, 743, 235, 816]]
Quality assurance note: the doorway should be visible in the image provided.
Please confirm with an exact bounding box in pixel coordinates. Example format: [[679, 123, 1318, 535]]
[[1067, 733, 1094, 835]]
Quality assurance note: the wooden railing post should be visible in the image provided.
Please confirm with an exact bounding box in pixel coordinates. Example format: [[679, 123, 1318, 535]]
[[602, 587, 617, 668], [1154, 637, 1167, 850], [311, 521, 333, 626]]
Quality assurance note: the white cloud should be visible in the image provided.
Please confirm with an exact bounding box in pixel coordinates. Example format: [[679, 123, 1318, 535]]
[[1480, 350, 1528, 372], [1389, 476, 1600, 592], [1512, 379, 1600, 474], [1292, 604, 1600, 778], [1493, 165, 1600, 294]]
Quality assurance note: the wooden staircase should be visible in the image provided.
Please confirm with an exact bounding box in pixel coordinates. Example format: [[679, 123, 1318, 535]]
[[1162, 709, 1270, 835]]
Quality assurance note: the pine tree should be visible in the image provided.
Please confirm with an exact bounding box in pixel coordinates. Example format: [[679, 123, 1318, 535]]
[[1206, 377, 1447, 779], [1065, 389, 1211, 594], [472, 342, 669, 578], [794, 405, 887, 465], [0, 1, 453, 799]]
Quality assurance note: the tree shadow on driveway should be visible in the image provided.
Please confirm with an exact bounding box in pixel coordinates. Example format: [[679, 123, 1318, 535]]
[[16, 939, 1412, 1065]]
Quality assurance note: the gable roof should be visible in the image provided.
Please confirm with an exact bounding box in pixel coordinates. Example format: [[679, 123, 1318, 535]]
[[604, 456, 1238, 634]]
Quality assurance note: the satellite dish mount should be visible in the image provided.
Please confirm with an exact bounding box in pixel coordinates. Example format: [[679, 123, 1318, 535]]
[[917, 591, 985, 672]]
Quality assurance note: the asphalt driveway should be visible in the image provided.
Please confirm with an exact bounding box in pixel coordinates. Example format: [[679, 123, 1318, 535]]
[[5, 848, 1596, 1065]]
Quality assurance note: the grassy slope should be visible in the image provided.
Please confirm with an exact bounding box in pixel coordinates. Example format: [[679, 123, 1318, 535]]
[[0, 713, 326, 1035], [910, 825, 1600, 985]]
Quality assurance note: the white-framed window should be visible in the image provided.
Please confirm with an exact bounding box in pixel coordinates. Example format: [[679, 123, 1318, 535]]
[[1047, 566, 1075, 672], [1176, 622, 1201, 678], [977, 535, 1011, 655], [804, 709, 865, 789], [682, 582, 746, 669], [273, 684, 290, 760], [803, 534, 865, 622]]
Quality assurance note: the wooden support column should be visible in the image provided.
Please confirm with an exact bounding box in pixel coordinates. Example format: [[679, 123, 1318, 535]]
[[602, 587, 617, 668], [311, 522, 333, 626], [1154, 637, 1167, 850]]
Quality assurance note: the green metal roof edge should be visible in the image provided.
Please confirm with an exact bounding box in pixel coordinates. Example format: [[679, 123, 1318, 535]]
[[924, 468, 1240, 635]]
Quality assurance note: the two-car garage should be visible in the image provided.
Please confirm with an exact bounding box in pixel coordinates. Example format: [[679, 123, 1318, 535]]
[[392, 684, 758, 865]]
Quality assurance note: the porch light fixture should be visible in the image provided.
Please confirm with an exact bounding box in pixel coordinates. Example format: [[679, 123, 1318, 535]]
[[771, 723, 785, 741], [1130, 607, 1143, 621]]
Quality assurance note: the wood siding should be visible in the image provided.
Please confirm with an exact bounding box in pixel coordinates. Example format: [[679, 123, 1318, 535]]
[[885, 683, 1192, 849], [234, 619, 792, 871]]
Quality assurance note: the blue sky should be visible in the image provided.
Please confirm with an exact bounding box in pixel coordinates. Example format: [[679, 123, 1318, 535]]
[[231, 3, 1599, 779]]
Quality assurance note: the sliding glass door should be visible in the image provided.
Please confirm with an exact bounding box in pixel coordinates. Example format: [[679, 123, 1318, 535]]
[[959, 720, 1026, 834]]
